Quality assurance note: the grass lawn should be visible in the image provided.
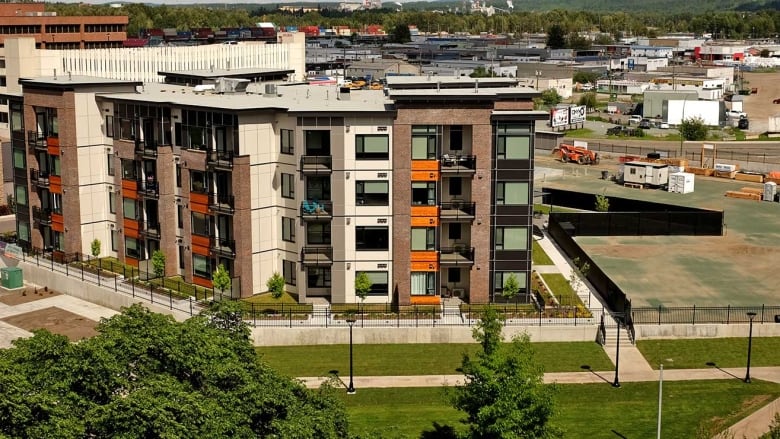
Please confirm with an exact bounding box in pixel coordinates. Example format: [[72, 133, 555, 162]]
[[257, 342, 613, 377], [342, 380, 780, 439], [637, 337, 780, 369], [541, 273, 588, 310], [532, 239, 554, 265]]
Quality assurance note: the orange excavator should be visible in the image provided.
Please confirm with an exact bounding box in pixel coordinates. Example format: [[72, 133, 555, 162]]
[[552, 143, 600, 165]]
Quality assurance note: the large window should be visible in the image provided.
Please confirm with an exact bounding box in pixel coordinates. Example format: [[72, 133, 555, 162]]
[[193, 254, 211, 278], [50, 155, 61, 176], [281, 129, 294, 154], [412, 125, 438, 159], [307, 223, 331, 245], [125, 237, 140, 259], [281, 173, 295, 199], [307, 267, 331, 288], [191, 212, 211, 236], [282, 217, 296, 242], [283, 260, 296, 285], [17, 221, 30, 243], [108, 192, 116, 214], [12, 148, 25, 169], [496, 182, 529, 205], [356, 134, 389, 160], [306, 177, 330, 201], [121, 159, 136, 180], [495, 272, 527, 293], [304, 130, 330, 155], [449, 125, 463, 151], [412, 182, 436, 206], [496, 124, 531, 160], [123, 198, 136, 219], [411, 272, 436, 296], [357, 271, 389, 296], [448, 223, 461, 241], [411, 227, 436, 251], [14, 185, 27, 206], [356, 226, 388, 251], [449, 177, 462, 196], [494, 227, 528, 250], [356, 181, 389, 206], [190, 170, 207, 193], [107, 154, 114, 176], [105, 116, 114, 138]]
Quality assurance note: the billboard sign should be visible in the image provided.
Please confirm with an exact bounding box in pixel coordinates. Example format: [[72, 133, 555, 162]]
[[550, 108, 570, 127], [569, 105, 587, 124]]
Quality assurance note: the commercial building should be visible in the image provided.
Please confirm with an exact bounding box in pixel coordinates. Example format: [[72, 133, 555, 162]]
[[9, 73, 543, 304]]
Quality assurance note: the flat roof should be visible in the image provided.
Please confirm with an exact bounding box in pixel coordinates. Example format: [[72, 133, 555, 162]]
[[386, 75, 519, 88], [624, 161, 669, 167], [19, 75, 141, 89], [388, 86, 538, 101], [158, 67, 295, 80]]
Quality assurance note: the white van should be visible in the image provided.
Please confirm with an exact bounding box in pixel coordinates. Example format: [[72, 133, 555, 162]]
[[628, 115, 642, 124]]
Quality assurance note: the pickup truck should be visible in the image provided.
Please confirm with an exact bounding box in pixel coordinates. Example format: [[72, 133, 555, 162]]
[[726, 110, 747, 118]]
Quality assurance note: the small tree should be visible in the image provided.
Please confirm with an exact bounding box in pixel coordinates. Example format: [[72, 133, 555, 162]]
[[390, 23, 411, 43], [90, 238, 101, 258], [540, 89, 562, 107], [679, 116, 708, 141], [578, 92, 597, 110], [151, 250, 165, 279], [212, 263, 232, 298], [568, 257, 591, 308], [501, 273, 521, 304], [595, 193, 610, 212], [354, 271, 372, 308], [546, 24, 566, 49], [266, 272, 285, 299]]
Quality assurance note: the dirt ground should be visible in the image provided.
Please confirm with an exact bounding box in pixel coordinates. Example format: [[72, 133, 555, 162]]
[[740, 72, 780, 135], [1, 306, 98, 341], [0, 287, 60, 306]]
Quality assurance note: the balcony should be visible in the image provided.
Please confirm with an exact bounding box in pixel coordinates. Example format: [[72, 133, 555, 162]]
[[136, 179, 159, 199], [27, 130, 49, 152], [134, 141, 158, 159], [210, 237, 236, 258], [301, 200, 332, 221], [32, 206, 52, 225], [300, 156, 332, 175], [208, 192, 235, 215], [29, 169, 50, 188], [439, 247, 475, 266], [440, 154, 476, 174], [301, 246, 333, 266], [440, 202, 476, 222], [207, 150, 234, 170], [139, 220, 161, 239]]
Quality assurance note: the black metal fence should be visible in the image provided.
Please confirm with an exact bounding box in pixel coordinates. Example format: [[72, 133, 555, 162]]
[[632, 305, 780, 325], [551, 211, 723, 236]]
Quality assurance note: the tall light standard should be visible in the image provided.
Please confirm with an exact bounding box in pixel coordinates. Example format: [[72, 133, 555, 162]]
[[535, 70, 542, 90], [612, 314, 621, 388], [346, 317, 356, 394], [744, 311, 757, 383]]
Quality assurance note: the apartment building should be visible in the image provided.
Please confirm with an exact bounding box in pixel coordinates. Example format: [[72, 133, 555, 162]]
[[11, 73, 543, 304]]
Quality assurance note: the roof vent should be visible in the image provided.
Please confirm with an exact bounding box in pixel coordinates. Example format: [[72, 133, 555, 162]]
[[264, 83, 277, 97]]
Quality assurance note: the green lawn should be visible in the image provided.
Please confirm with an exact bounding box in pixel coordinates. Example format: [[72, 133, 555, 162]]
[[257, 342, 613, 377], [532, 239, 554, 265], [541, 273, 588, 310], [342, 380, 780, 438], [637, 337, 780, 369]]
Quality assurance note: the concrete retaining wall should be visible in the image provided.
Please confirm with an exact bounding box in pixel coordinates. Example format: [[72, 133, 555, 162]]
[[636, 323, 780, 339], [250, 325, 599, 346]]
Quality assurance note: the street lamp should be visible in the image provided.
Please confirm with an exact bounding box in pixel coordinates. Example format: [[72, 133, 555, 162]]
[[346, 317, 356, 394], [613, 315, 621, 388], [744, 311, 757, 383], [535, 70, 542, 90]]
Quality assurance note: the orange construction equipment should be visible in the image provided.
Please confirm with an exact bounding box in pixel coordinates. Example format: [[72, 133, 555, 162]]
[[552, 143, 600, 165]]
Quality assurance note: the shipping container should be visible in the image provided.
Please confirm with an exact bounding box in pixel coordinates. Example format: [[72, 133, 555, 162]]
[[623, 161, 669, 187]]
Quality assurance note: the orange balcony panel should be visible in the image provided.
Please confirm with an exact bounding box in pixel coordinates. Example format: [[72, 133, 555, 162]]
[[411, 251, 437, 262], [190, 192, 209, 214], [411, 205, 439, 217], [411, 216, 439, 227], [411, 170, 439, 181], [125, 256, 139, 268], [121, 179, 138, 199], [411, 261, 438, 271], [123, 219, 139, 234], [46, 137, 59, 148], [191, 235, 210, 255], [193, 275, 213, 289], [411, 295, 441, 305], [411, 160, 440, 171]]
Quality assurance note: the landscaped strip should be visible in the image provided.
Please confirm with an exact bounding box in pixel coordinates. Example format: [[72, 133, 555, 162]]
[[636, 337, 780, 369], [532, 239, 554, 265]]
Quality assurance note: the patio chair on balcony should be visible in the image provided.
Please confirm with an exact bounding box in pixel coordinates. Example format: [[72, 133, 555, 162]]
[[441, 154, 456, 167], [302, 200, 318, 215]]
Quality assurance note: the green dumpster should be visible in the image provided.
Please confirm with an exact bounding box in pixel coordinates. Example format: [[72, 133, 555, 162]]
[[0, 267, 23, 289]]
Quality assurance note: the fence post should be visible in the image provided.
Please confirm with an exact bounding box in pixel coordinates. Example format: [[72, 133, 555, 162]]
[[253, 304, 257, 327], [131, 278, 135, 297], [169, 290, 173, 309], [415, 307, 419, 327], [397, 309, 400, 328], [51, 254, 54, 271], [761, 304, 765, 324], [726, 305, 730, 324], [692, 304, 696, 325], [658, 305, 662, 325], [150, 284, 154, 304], [114, 275, 117, 291], [65, 260, 68, 277], [361, 310, 364, 328], [289, 309, 292, 328], [539, 309, 542, 326], [574, 307, 577, 326]]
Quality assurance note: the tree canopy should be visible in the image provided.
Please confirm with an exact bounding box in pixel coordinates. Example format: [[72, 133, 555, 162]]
[[0, 303, 348, 439]]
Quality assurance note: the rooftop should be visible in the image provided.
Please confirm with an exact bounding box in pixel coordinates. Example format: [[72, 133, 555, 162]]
[[19, 75, 141, 89], [158, 67, 295, 81], [386, 75, 519, 88]]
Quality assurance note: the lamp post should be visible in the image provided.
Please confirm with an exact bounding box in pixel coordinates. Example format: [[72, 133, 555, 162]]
[[346, 317, 356, 394], [744, 311, 757, 383], [535, 70, 542, 90], [612, 315, 621, 388]]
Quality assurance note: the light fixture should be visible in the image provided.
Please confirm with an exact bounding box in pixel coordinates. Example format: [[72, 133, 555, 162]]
[[346, 262, 351, 270], [346, 125, 350, 132], [346, 171, 350, 179]]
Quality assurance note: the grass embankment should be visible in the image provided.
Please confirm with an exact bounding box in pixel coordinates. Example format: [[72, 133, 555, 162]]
[[637, 337, 780, 369]]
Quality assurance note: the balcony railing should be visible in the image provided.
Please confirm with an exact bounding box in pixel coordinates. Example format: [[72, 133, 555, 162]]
[[207, 150, 235, 169], [32, 206, 52, 225], [136, 179, 159, 198], [439, 246, 475, 265], [208, 192, 235, 214], [29, 169, 50, 188], [300, 155, 332, 174], [301, 200, 333, 220], [139, 220, 161, 239], [301, 246, 333, 265], [27, 130, 48, 151], [134, 140, 158, 158], [210, 238, 236, 258], [440, 202, 476, 221], [440, 154, 476, 173]]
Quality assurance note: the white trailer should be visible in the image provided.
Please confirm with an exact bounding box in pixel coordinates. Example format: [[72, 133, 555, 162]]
[[668, 172, 695, 194], [623, 161, 670, 188], [667, 99, 722, 126]]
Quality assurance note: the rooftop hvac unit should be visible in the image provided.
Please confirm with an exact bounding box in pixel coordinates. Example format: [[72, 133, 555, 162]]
[[264, 83, 277, 97], [214, 78, 250, 94], [763, 181, 776, 202]]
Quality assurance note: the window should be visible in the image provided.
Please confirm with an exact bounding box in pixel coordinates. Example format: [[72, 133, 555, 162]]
[[411, 227, 436, 251], [179, 246, 185, 269], [448, 223, 461, 241], [281, 129, 294, 154], [496, 182, 529, 205], [14, 185, 27, 206], [107, 154, 115, 176], [177, 205, 183, 228], [190, 170, 206, 193], [283, 260, 297, 285], [193, 254, 211, 278], [410, 272, 436, 295], [448, 268, 461, 283], [17, 221, 30, 242], [356, 181, 389, 206], [281, 173, 295, 199], [125, 237, 140, 258], [304, 130, 330, 155], [307, 267, 331, 288], [52, 193, 62, 214], [412, 182, 436, 205], [495, 272, 526, 293], [449, 125, 463, 151], [449, 178, 462, 196], [121, 159, 136, 180], [356, 226, 389, 251], [495, 227, 528, 250], [108, 191, 116, 214], [0, 112, 7, 124], [356, 134, 389, 160], [496, 124, 530, 160], [629, 168, 637, 175], [123, 198, 136, 219], [176, 164, 182, 187], [105, 116, 114, 138], [357, 271, 388, 296], [12, 148, 25, 169], [54, 231, 64, 251], [412, 125, 438, 159], [306, 177, 330, 201], [111, 230, 118, 251], [50, 155, 61, 176], [282, 217, 296, 242], [191, 212, 211, 236], [307, 223, 331, 245]]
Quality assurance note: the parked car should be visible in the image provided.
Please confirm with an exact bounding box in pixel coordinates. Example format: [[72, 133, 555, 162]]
[[606, 125, 642, 137], [628, 115, 642, 124], [638, 119, 652, 129], [738, 116, 749, 129], [726, 110, 747, 118], [658, 122, 670, 129]]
